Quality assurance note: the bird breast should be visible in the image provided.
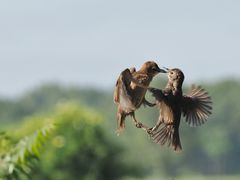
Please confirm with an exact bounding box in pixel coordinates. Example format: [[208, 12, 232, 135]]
[[159, 101, 174, 124], [131, 85, 147, 108], [119, 93, 136, 113]]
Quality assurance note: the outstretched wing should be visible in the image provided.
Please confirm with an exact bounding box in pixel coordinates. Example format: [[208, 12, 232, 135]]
[[151, 124, 182, 152], [113, 68, 134, 104], [182, 85, 212, 126], [148, 88, 165, 101], [152, 124, 173, 147]]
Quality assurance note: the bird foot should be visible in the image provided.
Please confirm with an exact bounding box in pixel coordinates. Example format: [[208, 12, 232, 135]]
[[147, 126, 158, 135], [147, 128, 153, 135], [135, 122, 143, 128]]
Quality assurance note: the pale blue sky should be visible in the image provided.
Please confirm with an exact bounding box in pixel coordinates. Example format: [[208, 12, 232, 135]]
[[0, 0, 239, 96]]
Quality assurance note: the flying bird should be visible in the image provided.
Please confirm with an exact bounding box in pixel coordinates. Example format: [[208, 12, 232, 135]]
[[148, 68, 212, 151], [113, 61, 166, 135]]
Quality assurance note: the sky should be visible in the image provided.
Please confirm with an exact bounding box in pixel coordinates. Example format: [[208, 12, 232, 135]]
[[0, 0, 240, 96]]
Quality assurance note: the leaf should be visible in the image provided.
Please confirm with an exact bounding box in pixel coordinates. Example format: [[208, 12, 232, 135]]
[[8, 163, 14, 174], [2, 123, 55, 179]]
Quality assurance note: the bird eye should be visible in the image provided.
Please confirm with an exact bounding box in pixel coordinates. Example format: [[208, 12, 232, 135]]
[[152, 67, 157, 71]]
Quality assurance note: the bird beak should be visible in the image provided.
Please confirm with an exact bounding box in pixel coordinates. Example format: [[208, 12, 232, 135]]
[[158, 67, 168, 73]]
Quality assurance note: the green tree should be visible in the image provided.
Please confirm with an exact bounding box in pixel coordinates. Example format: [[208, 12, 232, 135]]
[[1, 103, 142, 180]]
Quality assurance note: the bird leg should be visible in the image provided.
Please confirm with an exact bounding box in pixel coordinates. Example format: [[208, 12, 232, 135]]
[[148, 117, 164, 134], [115, 111, 127, 136], [130, 112, 150, 133]]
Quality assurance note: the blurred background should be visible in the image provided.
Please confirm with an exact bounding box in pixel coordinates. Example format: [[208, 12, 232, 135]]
[[0, 0, 240, 179]]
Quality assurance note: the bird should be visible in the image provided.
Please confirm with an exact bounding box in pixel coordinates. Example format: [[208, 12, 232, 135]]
[[148, 68, 212, 151], [113, 61, 167, 135]]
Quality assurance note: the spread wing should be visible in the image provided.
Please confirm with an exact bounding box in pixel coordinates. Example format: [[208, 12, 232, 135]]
[[152, 124, 174, 147], [148, 88, 165, 101], [113, 68, 134, 104], [182, 85, 212, 126]]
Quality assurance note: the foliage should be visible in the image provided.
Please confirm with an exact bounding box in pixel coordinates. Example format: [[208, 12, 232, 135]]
[[0, 124, 55, 179], [0, 84, 110, 124], [30, 103, 141, 180], [1, 79, 240, 179], [1, 102, 140, 180]]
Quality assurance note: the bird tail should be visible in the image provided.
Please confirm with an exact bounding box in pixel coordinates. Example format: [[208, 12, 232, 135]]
[[152, 125, 182, 152], [172, 129, 182, 152], [116, 112, 126, 136]]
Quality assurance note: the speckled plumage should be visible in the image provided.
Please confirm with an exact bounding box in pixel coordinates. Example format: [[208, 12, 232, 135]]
[[148, 68, 212, 152], [114, 61, 166, 135]]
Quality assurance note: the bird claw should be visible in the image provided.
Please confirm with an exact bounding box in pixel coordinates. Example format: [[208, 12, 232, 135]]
[[147, 126, 158, 135], [147, 128, 153, 135], [135, 122, 143, 128]]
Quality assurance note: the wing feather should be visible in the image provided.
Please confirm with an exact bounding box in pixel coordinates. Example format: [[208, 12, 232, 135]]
[[113, 68, 133, 104], [182, 85, 212, 127], [113, 78, 120, 104], [152, 124, 174, 147]]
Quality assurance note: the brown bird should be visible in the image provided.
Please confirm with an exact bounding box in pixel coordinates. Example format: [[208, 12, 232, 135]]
[[148, 68, 212, 151], [113, 61, 167, 135]]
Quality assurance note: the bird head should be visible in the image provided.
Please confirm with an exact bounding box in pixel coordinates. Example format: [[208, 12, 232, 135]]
[[140, 61, 167, 76], [165, 68, 185, 86]]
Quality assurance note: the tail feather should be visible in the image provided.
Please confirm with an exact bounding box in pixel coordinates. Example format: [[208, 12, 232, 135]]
[[152, 125, 182, 152], [172, 131, 182, 152]]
